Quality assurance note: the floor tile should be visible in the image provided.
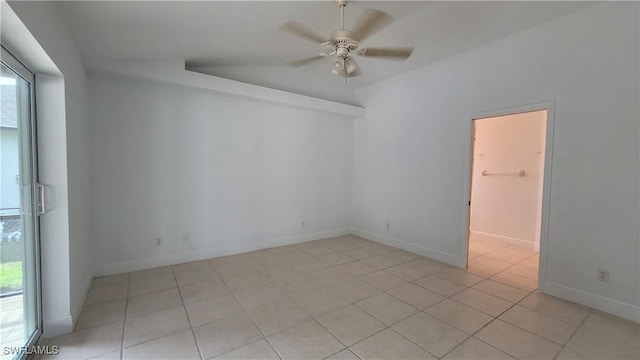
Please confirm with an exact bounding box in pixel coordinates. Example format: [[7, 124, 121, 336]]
[[179, 280, 230, 304], [327, 277, 381, 303], [386, 283, 445, 309], [127, 288, 182, 318], [469, 257, 513, 272], [580, 311, 640, 342], [130, 266, 173, 281], [443, 337, 515, 360], [475, 320, 561, 359], [314, 253, 353, 267], [316, 305, 385, 346], [472, 279, 530, 302], [268, 320, 344, 360], [413, 275, 466, 297], [271, 274, 322, 295], [554, 346, 587, 360], [185, 293, 244, 327], [358, 271, 406, 291], [308, 268, 353, 287], [499, 305, 577, 344], [123, 329, 200, 359], [383, 250, 421, 263], [504, 264, 538, 280], [490, 272, 538, 291], [213, 339, 279, 360], [392, 312, 469, 358], [49, 322, 123, 360], [128, 273, 176, 297], [518, 293, 589, 325], [300, 245, 336, 257], [222, 273, 271, 291], [350, 328, 436, 360], [84, 282, 128, 306], [91, 274, 129, 288], [356, 293, 417, 326], [174, 269, 220, 287], [58, 237, 639, 360], [289, 287, 350, 317], [247, 298, 311, 336], [366, 243, 398, 256], [193, 313, 262, 359], [404, 258, 451, 274], [172, 260, 213, 274], [425, 299, 493, 334], [76, 299, 126, 330], [436, 268, 485, 286], [565, 327, 640, 359], [334, 261, 378, 276], [341, 248, 377, 260], [359, 255, 400, 270], [451, 288, 513, 316], [325, 349, 360, 360], [384, 264, 428, 281], [124, 306, 190, 347], [233, 284, 288, 310]]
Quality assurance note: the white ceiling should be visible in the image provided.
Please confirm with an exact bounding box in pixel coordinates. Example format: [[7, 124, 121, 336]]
[[54, 1, 594, 105]]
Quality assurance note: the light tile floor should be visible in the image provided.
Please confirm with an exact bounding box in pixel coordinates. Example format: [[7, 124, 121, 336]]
[[36, 235, 638, 360]]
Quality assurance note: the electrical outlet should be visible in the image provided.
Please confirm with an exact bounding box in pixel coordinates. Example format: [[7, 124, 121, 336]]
[[155, 238, 162, 246], [182, 234, 190, 243], [301, 220, 305, 228], [598, 269, 609, 282]]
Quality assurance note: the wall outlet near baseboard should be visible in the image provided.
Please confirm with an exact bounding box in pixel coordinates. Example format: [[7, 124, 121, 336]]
[[598, 269, 609, 282]]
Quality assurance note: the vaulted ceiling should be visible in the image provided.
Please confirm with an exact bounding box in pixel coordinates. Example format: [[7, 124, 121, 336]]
[[54, 1, 593, 105]]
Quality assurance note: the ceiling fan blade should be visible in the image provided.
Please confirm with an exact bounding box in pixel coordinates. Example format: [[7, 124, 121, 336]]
[[280, 21, 327, 44], [347, 67, 362, 78], [350, 9, 393, 43], [357, 47, 414, 60], [287, 55, 325, 67]]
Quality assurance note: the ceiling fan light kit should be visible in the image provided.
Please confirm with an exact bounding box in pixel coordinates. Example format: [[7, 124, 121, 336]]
[[280, 0, 414, 79]]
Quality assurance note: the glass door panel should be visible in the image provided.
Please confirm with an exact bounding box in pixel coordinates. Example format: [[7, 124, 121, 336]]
[[0, 50, 41, 360]]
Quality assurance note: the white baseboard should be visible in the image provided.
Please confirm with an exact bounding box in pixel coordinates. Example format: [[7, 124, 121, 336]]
[[470, 230, 537, 251], [43, 315, 73, 338], [540, 281, 640, 323], [94, 228, 352, 276], [351, 228, 463, 267]]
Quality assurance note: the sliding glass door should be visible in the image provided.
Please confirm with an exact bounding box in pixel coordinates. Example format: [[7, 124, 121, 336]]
[[0, 47, 42, 359]]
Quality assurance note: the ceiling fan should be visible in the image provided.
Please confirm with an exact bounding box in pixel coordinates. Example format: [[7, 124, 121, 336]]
[[281, 0, 413, 79]]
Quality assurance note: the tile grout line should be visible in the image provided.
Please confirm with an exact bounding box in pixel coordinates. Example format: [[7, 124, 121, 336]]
[[172, 266, 205, 360], [119, 272, 131, 360], [212, 263, 284, 360], [552, 307, 593, 360]]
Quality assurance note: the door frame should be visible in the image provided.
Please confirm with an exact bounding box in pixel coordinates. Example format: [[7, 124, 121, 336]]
[[460, 101, 555, 289], [1, 45, 43, 355]]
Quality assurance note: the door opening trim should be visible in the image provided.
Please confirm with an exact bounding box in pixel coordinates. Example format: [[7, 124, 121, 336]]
[[460, 101, 555, 292]]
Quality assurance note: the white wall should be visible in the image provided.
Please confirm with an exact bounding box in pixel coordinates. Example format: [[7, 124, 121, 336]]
[[353, 3, 639, 320], [5, 1, 92, 336], [470, 111, 546, 250], [89, 73, 354, 275]]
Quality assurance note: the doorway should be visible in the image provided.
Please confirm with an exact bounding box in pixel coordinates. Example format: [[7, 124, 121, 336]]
[[464, 106, 551, 292], [0, 47, 43, 359]]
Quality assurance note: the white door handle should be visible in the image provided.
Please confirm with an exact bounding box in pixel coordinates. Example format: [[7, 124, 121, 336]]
[[37, 183, 46, 215]]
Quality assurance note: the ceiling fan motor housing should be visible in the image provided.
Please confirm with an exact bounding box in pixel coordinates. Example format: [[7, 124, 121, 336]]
[[331, 30, 359, 58]]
